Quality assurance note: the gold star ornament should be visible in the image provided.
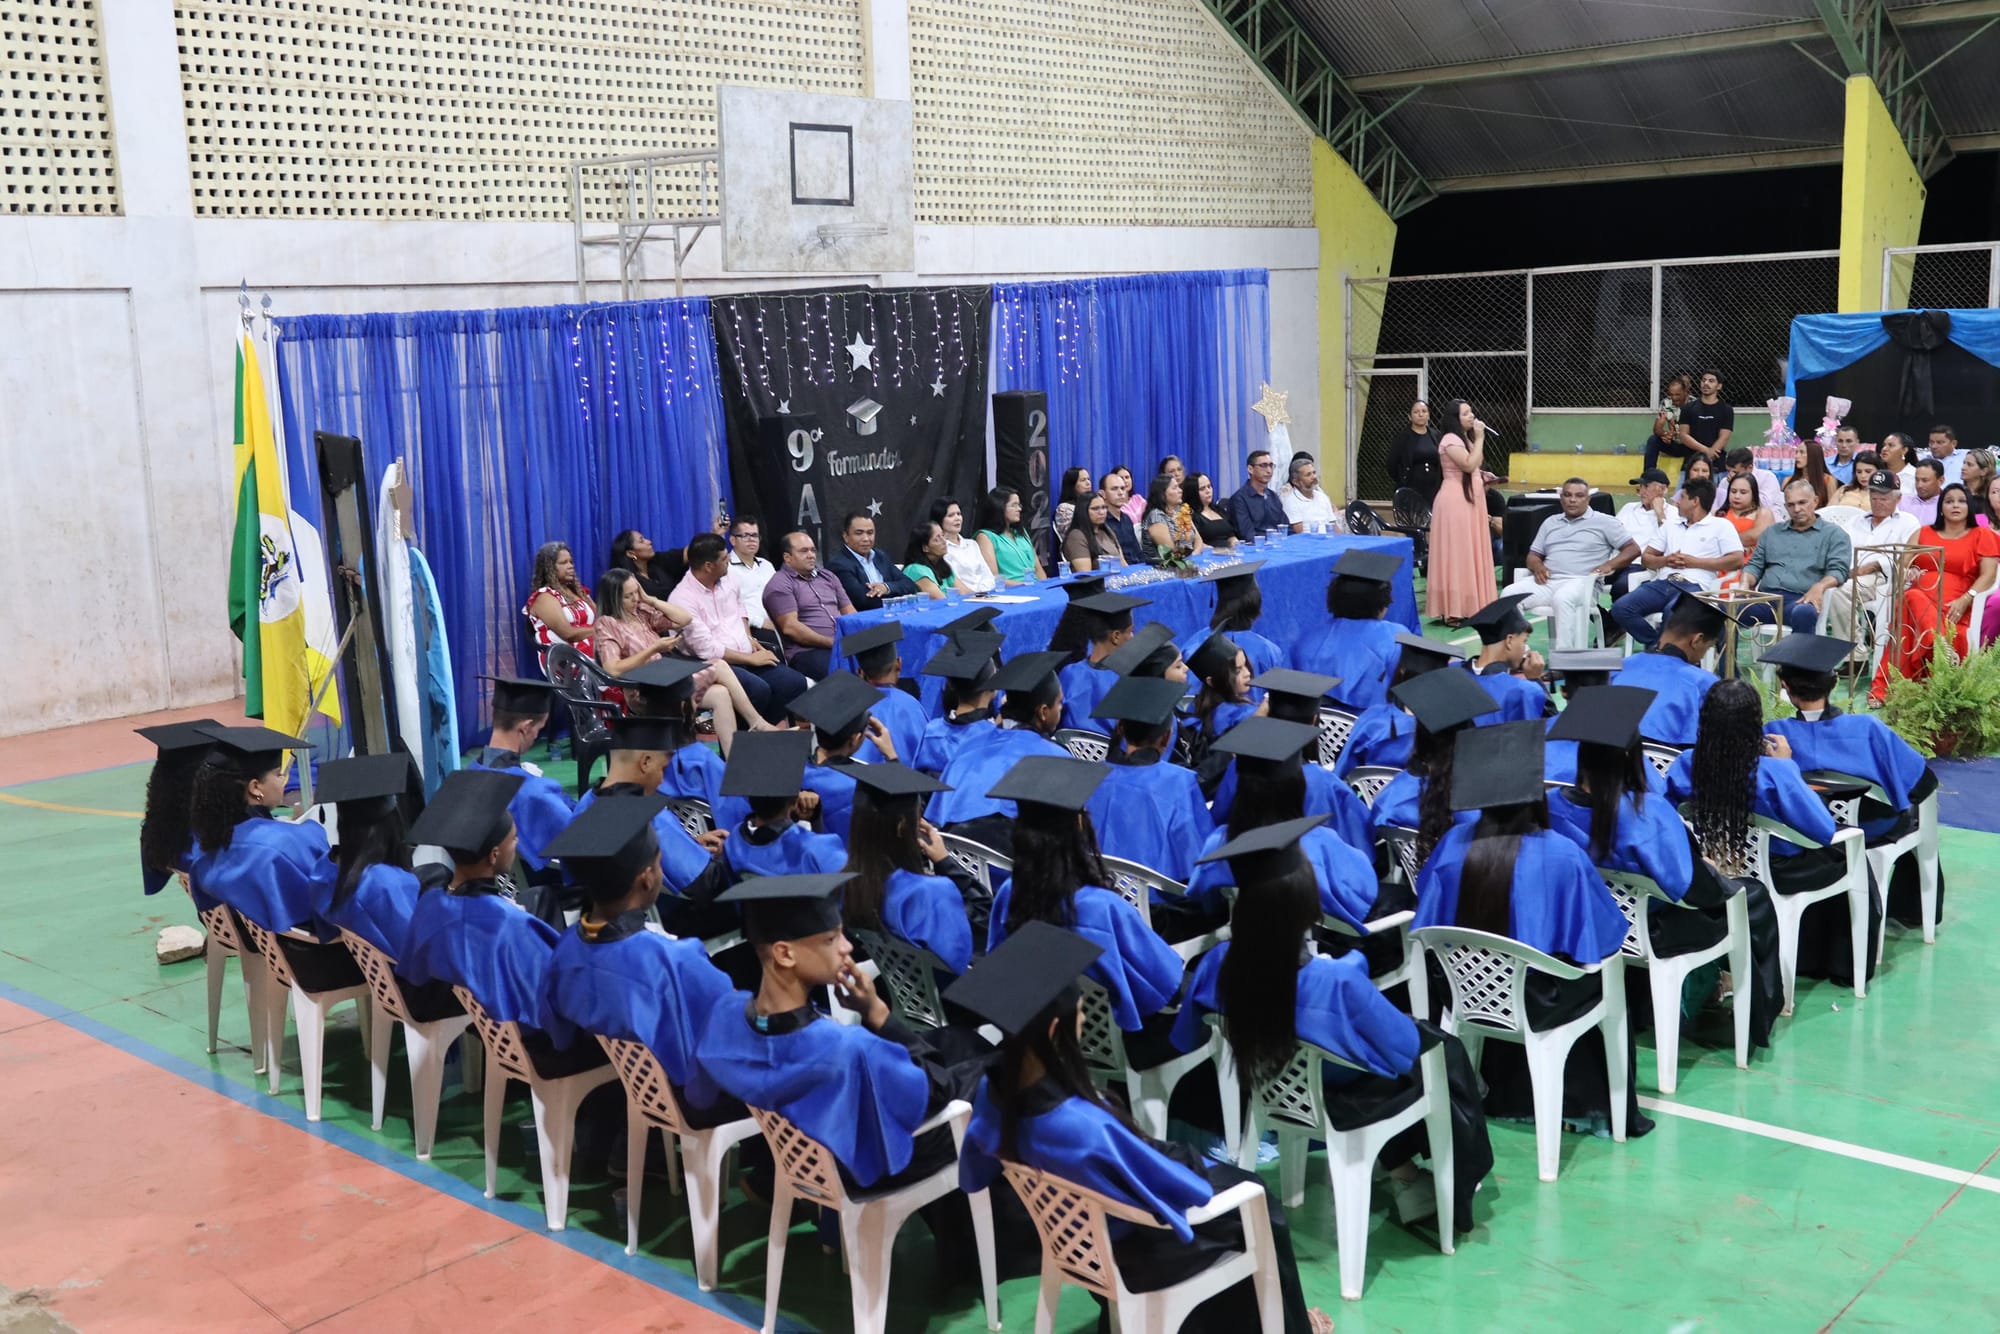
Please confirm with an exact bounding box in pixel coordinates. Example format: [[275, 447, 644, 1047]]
[[1251, 382, 1291, 428]]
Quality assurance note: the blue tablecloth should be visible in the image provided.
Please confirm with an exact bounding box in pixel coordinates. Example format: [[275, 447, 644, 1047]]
[[835, 534, 1419, 714]]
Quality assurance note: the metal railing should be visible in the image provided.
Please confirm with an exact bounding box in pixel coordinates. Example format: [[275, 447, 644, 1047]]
[[569, 149, 722, 301], [1882, 242, 2000, 312]]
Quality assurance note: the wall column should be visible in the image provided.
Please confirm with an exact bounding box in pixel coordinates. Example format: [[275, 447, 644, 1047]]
[[1312, 139, 1396, 501], [1838, 74, 1925, 312]]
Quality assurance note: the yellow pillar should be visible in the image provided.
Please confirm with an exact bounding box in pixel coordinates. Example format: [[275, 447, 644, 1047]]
[[1313, 139, 1397, 501], [1838, 75, 1925, 313]]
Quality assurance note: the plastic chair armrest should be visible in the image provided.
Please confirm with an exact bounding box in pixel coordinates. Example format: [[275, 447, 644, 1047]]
[[1185, 1178, 1266, 1227], [919, 1098, 973, 1138], [1363, 910, 1415, 935]]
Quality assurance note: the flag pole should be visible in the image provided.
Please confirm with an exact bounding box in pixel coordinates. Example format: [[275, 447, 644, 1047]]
[[294, 574, 364, 810]]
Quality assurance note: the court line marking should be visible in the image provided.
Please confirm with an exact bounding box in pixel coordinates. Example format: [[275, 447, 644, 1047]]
[[0, 791, 142, 820], [1640, 1095, 2000, 1197]]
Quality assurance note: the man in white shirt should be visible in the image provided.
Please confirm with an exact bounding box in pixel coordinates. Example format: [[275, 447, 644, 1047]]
[[1279, 455, 1339, 532], [1608, 475, 1745, 647], [1823, 469, 1923, 663], [1501, 478, 1640, 650], [724, 514, 777, 629], [1925, 423, 1965, 486], [1613, 468, 1673, 598]]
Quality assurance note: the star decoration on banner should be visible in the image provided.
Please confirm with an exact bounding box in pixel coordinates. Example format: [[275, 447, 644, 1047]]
[[1251, 382, 1291, 428], [777, 399, 791, 414], [910, 415, 919, 426], [867, 498, 884, 518], [846, 335, 875, 372], [930, 377, 945, 398]]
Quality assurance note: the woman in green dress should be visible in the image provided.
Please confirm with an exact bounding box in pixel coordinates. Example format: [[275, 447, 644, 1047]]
[[975, 486, 1046, 585]]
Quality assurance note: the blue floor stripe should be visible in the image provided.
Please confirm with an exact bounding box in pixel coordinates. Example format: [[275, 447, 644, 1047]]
[[1933, 758, 2000, 834], [0, 978, 793, 1332]]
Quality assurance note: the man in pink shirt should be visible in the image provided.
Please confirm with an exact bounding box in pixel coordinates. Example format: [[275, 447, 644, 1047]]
[[670, 532, 808, 722]]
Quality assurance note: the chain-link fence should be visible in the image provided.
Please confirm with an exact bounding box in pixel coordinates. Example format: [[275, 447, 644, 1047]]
[[1884, 244, 2000, 311]]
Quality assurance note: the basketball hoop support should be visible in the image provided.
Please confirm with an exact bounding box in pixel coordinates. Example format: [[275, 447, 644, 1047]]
[[569, 149, 722, 301]]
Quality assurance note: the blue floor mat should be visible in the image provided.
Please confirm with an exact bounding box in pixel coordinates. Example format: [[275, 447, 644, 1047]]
[[1932, 757, 2000, 833]]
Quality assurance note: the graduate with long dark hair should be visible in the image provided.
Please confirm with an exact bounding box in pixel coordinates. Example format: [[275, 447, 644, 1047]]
[[841, 763, 977, 972], [1207, 704, 1374, 847], [137, 719, 221, 901], [1297, 549, 1405, 711], [1185, 632, 1258, 746], [1203, 562, 1282, 683], [1331, 635, 1462, 778], [928, 651, 1073, 852], [1367, 667, 1494, 854]]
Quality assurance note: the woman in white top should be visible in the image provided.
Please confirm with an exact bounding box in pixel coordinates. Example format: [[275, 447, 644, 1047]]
[[932, 496, 996, 594]]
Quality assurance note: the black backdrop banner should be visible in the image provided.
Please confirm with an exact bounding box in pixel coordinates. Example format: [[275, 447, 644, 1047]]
[[712, 286, 992, 557]]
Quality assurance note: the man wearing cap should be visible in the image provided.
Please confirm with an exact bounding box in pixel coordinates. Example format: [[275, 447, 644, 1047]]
[[672, 532, 809, 723], [1610, 476, 1744, 648], [913, 628, 1005, 775], [1820, 469, 1920, 663], [465, 676, 577, 888], [1461, 595, 1551, 722], [1298, 548, 1405, 711], [1740, 477, 1851, 635], [1613, 469, 1674, 604], [842, 622, 928, 765], [825, 510, 918, 612], [1085, 676, 1215, 884], [1057, 592, 1146, 735], [1501, 478, 1640, 651], [927, 651, 1072, 850]]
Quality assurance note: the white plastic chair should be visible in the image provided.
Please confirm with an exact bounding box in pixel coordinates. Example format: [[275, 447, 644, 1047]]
[[1224, 1020, 1454, 1301], [1001, 1158, 1280, 1334], [1055, 728, 1112, 762], [752, 1100, 999, 1334], [189, 891, 270, 1074], [1323, 909, 1428, 1018], [237, 918, 373, 1121], [1702, 811, 1871, 1011], [1820, 779, 1940, 960], [453, 986, 619, 1230], [1316, 706, 1360, 769], [1380, 825, 1425, 890], [940, 831, 1013, 893], [850, 927, 954, 1031], [1413, 925, 1629, 1182], [664, 797, 716, 838], [597, 1036, 761, 1289], [1344, 765, 1400, 807], [1076, 979, 1230, 1148], [1640, 742, 1683, 780], [341, 930, 477, 1158], [1968, 586, 1993, 651], [1100, 855, 1222, 962], [1597, 871, 1750, 1094]]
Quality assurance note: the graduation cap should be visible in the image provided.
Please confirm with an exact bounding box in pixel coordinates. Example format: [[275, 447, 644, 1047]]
[[1250, 668, 1340, 706], [990, 649, 1067, 696], [839, 620, 904, 660], [407, 767, 524, 856], [1548, 685, 1656, 751], [789, 671, 880, 738], [985, 755, 1109, 812], [1211, 716, 1317, 767], [921, 635, 1003, 686], [1185, 631, 1242, 687], [718, 872, 856, 942], [1100, 622, 1175, 678], [1060, 574, 1110, 601], [1758, 633, 1854, 676], [1194, 814, 1327, 883], [619, 658, 705, 704], [194, 723, 313, 770], [1091, 675, 1186, 730], [135, 719, 222, 755], [480, 675, 556, 717], [607, 714, 678, 754], [1661, 590, 1736, 638], [941, 606, 1003, 637], [1545, 649, 1626, 691], [1199, 560, 1266, 584], [1391, 667, 1498, 735], [941, 921, 1104, 1037], [720, 730, 812, 799], [1449, 721, 1547, 811], [1070, 591, 1148, 616], [1333, 549, 1403, 584], [312, 752, 417, 806], [848, 762, 951, 810], [543, 793, 668, 891], [1393, 632, 1465, 675], [1466, 593, 1532, 645]]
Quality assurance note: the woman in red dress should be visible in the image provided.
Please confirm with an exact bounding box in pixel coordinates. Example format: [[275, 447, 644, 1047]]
[[1872, 483, 2000, 702], [523, 541, 597, 665]]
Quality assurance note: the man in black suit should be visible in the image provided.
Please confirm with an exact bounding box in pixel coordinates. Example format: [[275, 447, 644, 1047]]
[[824, 510, 918, 611]]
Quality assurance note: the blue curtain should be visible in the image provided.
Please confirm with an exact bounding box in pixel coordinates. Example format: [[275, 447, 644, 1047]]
[[1784, 308, 2000, 412], [991, 270, 1271, 493], [271, 300, 731, 749]]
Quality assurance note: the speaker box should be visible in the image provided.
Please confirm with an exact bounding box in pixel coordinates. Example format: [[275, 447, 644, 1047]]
[[993, 390, 1051, 549]]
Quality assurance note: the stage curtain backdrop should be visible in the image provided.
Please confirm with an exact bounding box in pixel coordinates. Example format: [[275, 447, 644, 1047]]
[[991, 269, 1271, 495], [1785, 309, 2000, 403], [271, 300, 731, 748], [709, 286, 992, 554]]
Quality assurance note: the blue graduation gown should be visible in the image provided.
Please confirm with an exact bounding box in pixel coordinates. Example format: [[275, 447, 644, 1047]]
[[464, 757, 575, 871], [880, 867, 975, 973], [1767, 711, 1928, 840], [1335, 703, 1416, 778], [1169, 947, 1420, 1078], [660, 743, 728, 808], [1085, 757, 1215, 884], [1209, 762, 1373, 855], [800, 761, 860, 842], [1187, 825, 1379, 930], [1413, 827, 1628, 964], [573, 785, 715, 892], [689, 996, 931, 1188], [1058, 659, 1121, 735], [319, 862, 425, 960], [1297, 618, 1400, 711], [986, 884, 1183, 1032], [855, 684, 932, 765], [914, 714, 998, 777], [724, 821, 848, 879], [400, 888, 562, 1026], [192, 815, 338, 939], [1545, 788, 1693, 898], [959, 1080, 1213, 1242], [929, 727, 1070, 826], [1664, 751, 1838, 858], [538, 919, 734, 1090], [1459, 660, 1550, 724], [1542, 715, 1666, 795], [1609, 650, 1717, 746]]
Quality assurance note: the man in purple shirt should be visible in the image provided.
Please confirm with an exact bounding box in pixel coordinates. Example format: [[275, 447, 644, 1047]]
[[670, 532, 807, 722], [762, 530, 855, 680]]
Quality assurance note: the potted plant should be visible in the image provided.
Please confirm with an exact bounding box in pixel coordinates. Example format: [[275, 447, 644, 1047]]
[[1879, 642, 2000, 758]]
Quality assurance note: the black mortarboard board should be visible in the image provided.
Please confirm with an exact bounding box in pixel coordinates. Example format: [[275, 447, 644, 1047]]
[[1391, 668, 1499, 734], [1548, 685, 1657, 750], [717, 872, 855, 941], [1449, 721, 1547, 811], [480, 675, 556, 716], [941, 606, 1003, 637], [1061, 573, 1110, 601], [1661, 590, 1733, 637], [719, 730, 812, 799], [941, 921, 1104, 1037], [839, 620, 905, 659], [619, 658, 705, 703], [137, 719, 223, 755], [1394, 632, 1465, 670], [608, 714, 678, 753], [922, 635, 1003, 684], [313, 752, 417, 806], [1545, 649, 1626, 689], [1194, 814, 1327, 883], [1211, 716, 1317, 766], [789, 671, 880, 737], [195, 723, 314, 762], [1758, 632, 1854, 675], [407, 767, 524, 854], [1466, 593, 1532, 644], [1250, 668, 1341, 705], [1200, 559, 1266, 584], [989, 649, 1067, 696], [1070, 591, 1148, 616], [1333, 549, 1403, 584], [985, 755, 1109, 812], [848, 762, 951, 808], [545, 793, 668, 893], [1090, 675, 1186, 728], [1101, 622, 1175, 677]]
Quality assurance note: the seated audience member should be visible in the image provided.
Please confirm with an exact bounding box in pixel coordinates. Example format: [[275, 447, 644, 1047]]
[[1143, 472, 1207, 558], [1052, 465, 1094, 545], [1872, 481, 1999, 702], [1064, 490, 1126, 572], [672, 532, 808, 723], [1084, 676, 1215, 886], [1228, 449, 1288, 543], [1716, 473, 1774, 591], [927, 651, 1072, 851], [1101, 469, 1150, 566], [1185, 472, 1238, 550], [1057, 591, 1147, 734], [724, 514, 778, 631], [1460, 595, 1551, 722], [523, 540, 598, 664], [1635, 375, 1693, 479], [1832, 451, 1880, 508], [1297, 550, 1405, 711], [840, 763, 978, 972], [1739, 478, 1850, 635], [1501, 479, 1638, 650], [1207, 711, 1373, 851], [952, 924, 1336, 1334], [137, 718, 222, 901], [595, 567, 768, 752], [608, 528, 684, 624], [935, 497, 999, 595], [1901, 458, 1946, 526], [1828, 424, 1861, 485], [844, 621, 928, 764], [1879, 433, 1918, 492], [1278, 454, 1338, 533], [1724, 445, 1783, 513], [1924, 422, 1966, 486], [788, 671, 900, 841], [1369, 669, 1495, 852], [1610, 477, 1743, 648], [1612, 469, 1673, 601], [1204, 561, 1282, 682], [976, 486, 1047, 584], [900, 520, 956, 599], [826, 510, 918, 611], [761, 529, 855, 680], [914, 625, 1005, 775], [1332, 636, 1460, 778], [1607, 593, 1727, 747]]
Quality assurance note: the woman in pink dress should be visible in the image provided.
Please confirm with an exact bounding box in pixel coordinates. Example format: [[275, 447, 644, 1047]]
[[1426, 399, 1497, 625]]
